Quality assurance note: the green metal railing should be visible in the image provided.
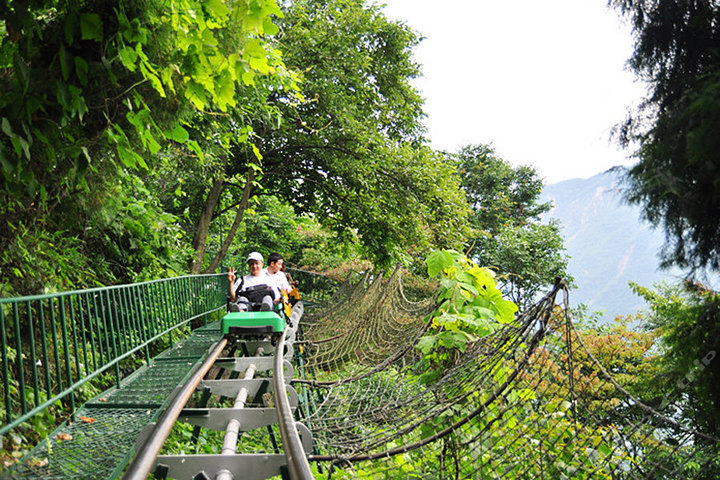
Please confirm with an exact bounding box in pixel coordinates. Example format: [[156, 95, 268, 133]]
[[0, 273, 228, 436], [286, 267, 339, 304]]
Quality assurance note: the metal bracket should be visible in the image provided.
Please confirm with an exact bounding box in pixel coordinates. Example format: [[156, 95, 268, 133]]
[[295, 422, 314, 454], [196, 380, 299, 406], [155, 453, 286, 480], [241, 340, 294, 361], [213, 357, 293, 379], [179, 407, 293, 431]]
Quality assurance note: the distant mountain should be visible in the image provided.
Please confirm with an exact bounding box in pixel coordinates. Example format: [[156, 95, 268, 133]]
[[540, 167, 687, 320]]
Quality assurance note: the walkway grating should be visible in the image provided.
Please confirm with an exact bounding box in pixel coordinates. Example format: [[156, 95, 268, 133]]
[[4, 323, 223, 480]]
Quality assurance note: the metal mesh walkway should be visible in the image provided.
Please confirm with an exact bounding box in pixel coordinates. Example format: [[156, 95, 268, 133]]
[[5, 323, 223, 480]]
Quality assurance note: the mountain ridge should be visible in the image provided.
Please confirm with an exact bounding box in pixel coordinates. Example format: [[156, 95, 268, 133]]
[[540, 167, 687, 319]]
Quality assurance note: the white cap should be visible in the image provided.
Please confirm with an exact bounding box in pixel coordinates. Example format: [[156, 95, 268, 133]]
[[246, 251, 263, 263]]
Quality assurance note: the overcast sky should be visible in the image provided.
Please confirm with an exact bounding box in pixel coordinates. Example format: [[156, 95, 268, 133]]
[[380, 0, 647, 184]]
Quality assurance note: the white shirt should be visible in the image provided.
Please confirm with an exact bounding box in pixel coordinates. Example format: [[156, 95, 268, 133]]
[[233, 272, 280, 300], [263, 268, 291, 294]]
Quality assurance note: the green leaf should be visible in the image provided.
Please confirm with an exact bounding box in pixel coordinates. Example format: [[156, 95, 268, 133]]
[[438, 331, 469, 351], [64, 12, 79, 44], [161, 66, 176, 93], [79, 13, 103, 42], [215, 74, 236, 111], [1, 117, 13, 138], [416, 335, 437, 354], [116, 143, 147, 169], [58, 45, 71, 81], [117, 144, 137, 168], [169, 125, 189, 143], [139, 62, 165, 97], [244, 39, 267, 58], [13, 55, 29, 92], [201, 27, 219, 47], [74, 57, 88, 85], [241, 70, 256, 86], [206, 0, 231, 18], [263, 17, 279, 36], [0, 147, 15, 173], [251, 144, 262, 161], [184, 81, 207, 110], [427, 250, 455, 277], [249, 56, 270, 74], [118, 46, 138, 71], [145, 131, 162, 154]]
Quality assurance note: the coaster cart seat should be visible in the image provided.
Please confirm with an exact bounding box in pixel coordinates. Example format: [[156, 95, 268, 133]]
[[223, 284, 288, 344]]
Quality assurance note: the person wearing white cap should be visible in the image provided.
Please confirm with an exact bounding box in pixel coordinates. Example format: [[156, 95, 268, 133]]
[[228, 251, 279, 312]]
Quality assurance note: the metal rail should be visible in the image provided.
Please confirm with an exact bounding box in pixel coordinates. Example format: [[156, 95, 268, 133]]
[[122, 337, 229, 479], [124, 302, 313, 479], [274, 327, 314, 479], [0, 273, 227, 435]]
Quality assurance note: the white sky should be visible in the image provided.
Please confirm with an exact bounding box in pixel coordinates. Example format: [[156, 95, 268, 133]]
[[380, 0, 647, 184]]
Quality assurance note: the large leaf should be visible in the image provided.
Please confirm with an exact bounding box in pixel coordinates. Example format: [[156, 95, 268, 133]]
[[427, 250, 455, 277], [79, 13, 103, 42]]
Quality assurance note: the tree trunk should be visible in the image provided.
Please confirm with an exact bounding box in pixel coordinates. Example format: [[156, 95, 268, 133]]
[[189, 176, 225, 274], [204, 168, 255, 273]]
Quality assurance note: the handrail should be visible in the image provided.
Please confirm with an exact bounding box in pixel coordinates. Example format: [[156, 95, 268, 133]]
[[0, 273, 225, 304], [0, 273, 228, 436], [285, 267, 332, 279], [285, 267, 338, 305]]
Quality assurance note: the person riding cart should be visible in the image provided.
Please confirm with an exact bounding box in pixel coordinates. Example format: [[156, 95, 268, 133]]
[[227, 252, 280, 312]]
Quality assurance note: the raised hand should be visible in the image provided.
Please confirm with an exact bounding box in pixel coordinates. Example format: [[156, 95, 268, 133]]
[[228, 267, 236, 284]]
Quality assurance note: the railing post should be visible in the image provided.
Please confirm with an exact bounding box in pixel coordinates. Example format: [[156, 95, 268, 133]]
[[91, 292, 106, 370], [37, 301, 52, 403], [49, 298, 64, 391], [12, 302, 26, 416], [24, 302, 39, 412], [68, 295, 82, 387], [0, 306, 11, 423], [162, 282, 174, 348], [59, 297, 75, 415], [100, 289, 121, 388]]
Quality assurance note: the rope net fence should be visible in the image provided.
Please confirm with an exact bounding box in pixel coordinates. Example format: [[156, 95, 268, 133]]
[[295, 269, 720, 479]]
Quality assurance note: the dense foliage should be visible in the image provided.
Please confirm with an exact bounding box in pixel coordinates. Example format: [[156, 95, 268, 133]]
[[0, 0, 295, 294], [417, 249, 518, 383], [0, 0, 475, 296], [632, 281, 720, 439], [611, 0, 720, 271], [455, 144, 571, 306], [190, 0, 471, 270]]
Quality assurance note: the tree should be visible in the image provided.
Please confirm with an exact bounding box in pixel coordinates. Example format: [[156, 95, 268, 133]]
[[455, 144, 570, 306], [482, 222, 570, 308], [631, 281, 720, 438], [610, 0, 720, 271], [457, 144, 550, 234], [183, 0, 472, 271], [0, 0, 294, 292]]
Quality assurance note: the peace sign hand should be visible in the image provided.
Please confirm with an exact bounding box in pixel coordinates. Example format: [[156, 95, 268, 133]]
[[228, 267, 236, 283]]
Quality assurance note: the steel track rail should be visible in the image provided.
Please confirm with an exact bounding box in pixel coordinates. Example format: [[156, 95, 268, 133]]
[[123, 337, 229, 480], [273, 327, 314, 479], [123, 302, 313, 479]]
